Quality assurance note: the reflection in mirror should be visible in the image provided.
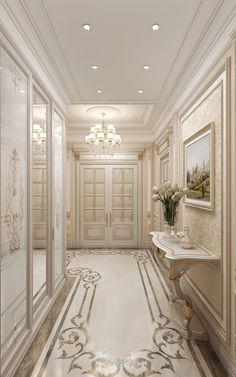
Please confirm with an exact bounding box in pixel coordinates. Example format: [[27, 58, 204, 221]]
[[53, 111, 63, 285], [32, 88, 47, 311], [1, 46, 28, 362]]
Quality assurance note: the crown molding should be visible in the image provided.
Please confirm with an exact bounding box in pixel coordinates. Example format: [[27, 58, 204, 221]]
[[67, 128, 155, 144], [0, 0, 71, 111], [152, 0, 236, 140], [142, 104, 155, 125], [67, 121, 145, 130], [70, 99, 159, 105]]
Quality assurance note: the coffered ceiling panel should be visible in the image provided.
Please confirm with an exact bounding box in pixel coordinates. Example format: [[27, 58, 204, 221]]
[[40, 0, 202, 102], [67, 104, 151, 123], [22, 0, 225, 135]]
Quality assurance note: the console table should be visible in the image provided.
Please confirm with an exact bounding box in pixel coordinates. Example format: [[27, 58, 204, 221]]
[[150, 231, 220, 339]]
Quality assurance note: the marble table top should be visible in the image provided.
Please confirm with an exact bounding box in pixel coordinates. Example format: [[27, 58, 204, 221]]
[[150, 231, 220, 262]]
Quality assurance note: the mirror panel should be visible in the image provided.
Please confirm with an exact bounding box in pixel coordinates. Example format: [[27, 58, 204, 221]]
[[53, 111, 64, 285], [32, 87, 48, 310], [0, 47, 28, 359]]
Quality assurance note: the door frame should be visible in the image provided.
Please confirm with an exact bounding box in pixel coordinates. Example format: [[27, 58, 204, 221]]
[[76, 159, 143, 249]]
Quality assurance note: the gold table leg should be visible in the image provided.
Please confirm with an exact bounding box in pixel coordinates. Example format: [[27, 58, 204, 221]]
[[170, 261, 193, 339]]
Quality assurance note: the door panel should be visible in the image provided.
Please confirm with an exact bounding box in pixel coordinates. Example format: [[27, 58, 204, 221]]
[[110, 166, 137, 248], [80, 166, 107, 248], [80, 165, 137, 248]]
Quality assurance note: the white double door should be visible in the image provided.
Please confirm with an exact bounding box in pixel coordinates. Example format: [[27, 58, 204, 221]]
[[80, 164, 138, 248]]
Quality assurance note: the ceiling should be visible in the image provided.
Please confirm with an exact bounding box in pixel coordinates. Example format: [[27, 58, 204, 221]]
[[23, 0, 226, 140]]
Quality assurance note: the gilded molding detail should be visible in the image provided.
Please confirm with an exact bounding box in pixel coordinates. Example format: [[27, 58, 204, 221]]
[[137, 152, 144, 160], [74, 152, 80, 161], [156, 134, 170, 155], [6, 149, 24, 251], [169, 260, 191, 281]]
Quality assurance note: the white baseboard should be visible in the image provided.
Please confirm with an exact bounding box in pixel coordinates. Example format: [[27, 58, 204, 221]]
[[2, 278, 65, 377]]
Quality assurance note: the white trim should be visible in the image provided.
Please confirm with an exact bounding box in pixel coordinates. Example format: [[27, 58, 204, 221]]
[[153, 3, 236, 140], [190, 340, 214, 377], [0, 1, 69, 112]]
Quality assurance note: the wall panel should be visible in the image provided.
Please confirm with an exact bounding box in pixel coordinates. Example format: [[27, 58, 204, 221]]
[[0, 46, 28, 363], [179, 68, 229, 342]]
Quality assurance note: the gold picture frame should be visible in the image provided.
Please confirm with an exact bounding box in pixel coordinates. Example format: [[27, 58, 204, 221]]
[[184, 122, 214, 211]]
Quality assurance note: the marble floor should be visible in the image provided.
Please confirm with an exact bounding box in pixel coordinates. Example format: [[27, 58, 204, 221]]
[[14, 249, 227, 377]]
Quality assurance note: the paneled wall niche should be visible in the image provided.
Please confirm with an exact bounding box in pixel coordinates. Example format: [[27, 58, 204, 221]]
[[153, 128, 174, 231]]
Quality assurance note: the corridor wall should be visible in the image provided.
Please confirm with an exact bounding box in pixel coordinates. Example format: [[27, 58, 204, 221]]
[[0, 13, 66, 377], [153, 40, 236, 377]]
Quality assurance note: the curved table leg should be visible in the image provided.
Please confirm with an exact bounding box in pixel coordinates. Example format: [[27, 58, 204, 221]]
[[170, 261, 193, 339]]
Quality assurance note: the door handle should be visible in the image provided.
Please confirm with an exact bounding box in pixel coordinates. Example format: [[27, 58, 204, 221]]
[[106, 213, 108, 227], [110, 213, 112, 227]]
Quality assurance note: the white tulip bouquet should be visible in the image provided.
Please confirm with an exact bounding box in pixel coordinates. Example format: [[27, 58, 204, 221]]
[[152, 182, 188, 226]]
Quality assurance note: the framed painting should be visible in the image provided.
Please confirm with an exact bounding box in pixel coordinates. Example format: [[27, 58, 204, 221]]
[[184, 122, 214, 210]]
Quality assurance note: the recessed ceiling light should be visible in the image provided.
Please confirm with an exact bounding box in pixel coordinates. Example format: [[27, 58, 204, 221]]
[[91, 65, 98, 70], [138, 90, 143, 94], [20, 89, 25, 94], [151, 24, 160, 31], [143, 65, 150, 70], [97, 89, 102, 93], [83, 24, 91, 31]]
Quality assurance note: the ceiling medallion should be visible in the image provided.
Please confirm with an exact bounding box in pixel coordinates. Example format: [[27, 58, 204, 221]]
[[85, 112, 121, 158], [86, 105, 121, 119]]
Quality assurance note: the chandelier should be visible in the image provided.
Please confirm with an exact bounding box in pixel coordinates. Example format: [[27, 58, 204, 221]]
[[85, 112, 121, 157]]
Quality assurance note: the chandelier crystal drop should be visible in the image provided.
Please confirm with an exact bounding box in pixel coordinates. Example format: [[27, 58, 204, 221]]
[[85, 112, 121, 157]]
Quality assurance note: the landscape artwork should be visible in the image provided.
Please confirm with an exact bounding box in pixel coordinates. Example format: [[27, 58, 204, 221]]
[[184, 123, 214, 210]]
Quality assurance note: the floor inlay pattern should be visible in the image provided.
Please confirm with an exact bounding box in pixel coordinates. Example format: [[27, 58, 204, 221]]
[[27, 249, 216, 377]]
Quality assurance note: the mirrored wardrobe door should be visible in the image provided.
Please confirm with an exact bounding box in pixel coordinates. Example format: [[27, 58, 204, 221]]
[[32, 87, 48, 311], [53, 110, 64, 287], [0, 46, 29, 361]]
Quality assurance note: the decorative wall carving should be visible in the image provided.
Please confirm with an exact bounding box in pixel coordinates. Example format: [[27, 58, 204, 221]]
[[6, 149, 24, 252]]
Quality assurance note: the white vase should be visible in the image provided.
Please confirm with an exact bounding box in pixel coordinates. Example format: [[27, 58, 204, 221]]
[[180, 227, 193, 249]]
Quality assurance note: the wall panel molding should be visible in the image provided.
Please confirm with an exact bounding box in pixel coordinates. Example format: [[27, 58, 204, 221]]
[[179, 68, 229, 343]]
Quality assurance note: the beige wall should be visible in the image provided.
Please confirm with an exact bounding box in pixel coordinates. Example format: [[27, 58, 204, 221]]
[[180, 75, 225, 325], [153, 41, 236, 374]]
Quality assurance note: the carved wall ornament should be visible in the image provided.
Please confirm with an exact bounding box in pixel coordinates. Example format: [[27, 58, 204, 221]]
[[156, 134, 170, 155], [55, 188, 62, 229], [74, 151, 80, 161], [137, 152, 144, 160], [6, 149, 24, 251]]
